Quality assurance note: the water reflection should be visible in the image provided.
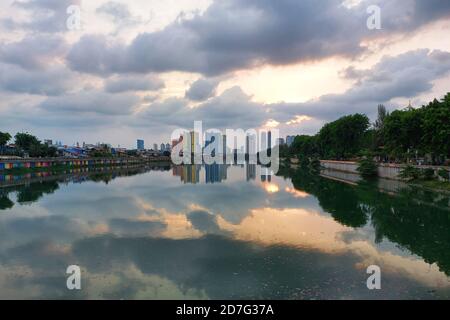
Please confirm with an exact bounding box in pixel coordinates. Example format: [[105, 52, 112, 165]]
[[0, 164, 449, 299]]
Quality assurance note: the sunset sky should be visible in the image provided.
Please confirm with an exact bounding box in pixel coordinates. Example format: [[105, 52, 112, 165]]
[[1, 0, 450, 148]]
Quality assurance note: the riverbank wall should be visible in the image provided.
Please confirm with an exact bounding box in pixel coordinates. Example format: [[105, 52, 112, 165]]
[[320, 160, 449, 180]]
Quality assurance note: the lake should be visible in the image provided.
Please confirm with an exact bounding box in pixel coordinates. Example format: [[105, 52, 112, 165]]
[[0, 164, 449, 299]]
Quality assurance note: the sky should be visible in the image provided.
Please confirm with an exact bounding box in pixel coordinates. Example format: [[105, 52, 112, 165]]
[[0, 0, 450, 148]]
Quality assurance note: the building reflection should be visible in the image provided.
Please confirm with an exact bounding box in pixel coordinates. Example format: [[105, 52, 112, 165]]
[[246, 164, 256, 181], [172, 164, 272, 184], [205, 164, 227, 184], [172, 165, 202, 184]]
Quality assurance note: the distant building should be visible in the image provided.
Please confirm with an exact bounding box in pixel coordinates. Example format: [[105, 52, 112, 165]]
[[165, 143, 171, 152], [153, 143, 158, 151], [137, 139, 145, 150], [44, 139, 53, 146], [160, 143, 166, 152], [223, 134, 227, 156], [276, 138, 285, 146], [286, 136, 295, 147]]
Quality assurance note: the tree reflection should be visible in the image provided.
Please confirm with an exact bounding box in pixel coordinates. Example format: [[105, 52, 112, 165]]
[[279, 167, 450, 276]]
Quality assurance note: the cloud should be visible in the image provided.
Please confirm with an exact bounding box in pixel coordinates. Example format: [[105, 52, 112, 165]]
[[269, 49, 450, 122], [0, 63, 76, 96], [96, 1, 145, 30], [185, 78, 220, 101], [139, 86, 267, 130], [38, 90, 140, 115], [186, 210, 226, 235], [67, 0, 450, 76], [136, 49, 450, 133], [108, 218, 166, 236], [104, 75, 165, 93], [8, 0, 82, 33], [0, 35, 68, 70]]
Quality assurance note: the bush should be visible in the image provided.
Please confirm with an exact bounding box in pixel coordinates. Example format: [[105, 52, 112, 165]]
[[399, 165, 421, 180], [421, 168, 435, 180], [357, 157, 378, 178], [309, 158, 321, 172], [438, 169, 449, 181], [300, 157, 310, 168]]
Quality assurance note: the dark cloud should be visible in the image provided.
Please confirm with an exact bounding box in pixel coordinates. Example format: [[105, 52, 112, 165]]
[[38, 90, 140, 115], [67, 0, 450, 76], [140, 86, 266, 130], [185, 78, 220, 101], [104, 75, 165, 93], [0, 35, 68, 70], [186, 210, 226, 235], [0, 63, 76, 96], [108, 218, 166, 236]]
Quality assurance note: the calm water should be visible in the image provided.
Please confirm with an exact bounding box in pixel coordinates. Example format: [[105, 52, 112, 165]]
[[0, 164, 449, 299]]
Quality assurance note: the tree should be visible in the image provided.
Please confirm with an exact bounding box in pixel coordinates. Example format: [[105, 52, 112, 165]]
[[14, 132, 57, 157], [0, 132, 11, 147], [383, 107, 423, 159], [317, 114, 370, 159], [373, 104, 388, 150], [357, 157, 378, 178], [14, 132, 41, 151], [374, 104, 388, 131], [421, 94, 450, 160], [291, 135, 318, 160]]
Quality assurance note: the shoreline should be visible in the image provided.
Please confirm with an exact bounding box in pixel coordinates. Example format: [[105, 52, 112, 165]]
[[0, 157, 171, 173]]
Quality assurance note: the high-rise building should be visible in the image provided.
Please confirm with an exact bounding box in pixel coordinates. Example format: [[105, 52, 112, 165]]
[[153, 143, 158, 151], [222, 134, 227, 156], [160, 143, 166, 152], [276, 138, 285, 146], [137, 139, 145, 150]]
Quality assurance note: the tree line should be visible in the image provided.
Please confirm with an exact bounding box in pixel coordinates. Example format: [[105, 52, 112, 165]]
[[0, 132, 57, 157], [280, 93, 450, 165]]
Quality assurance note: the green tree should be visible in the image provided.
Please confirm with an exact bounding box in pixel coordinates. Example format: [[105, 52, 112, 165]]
[[373, 104, 388, 150], [14, 132, 58, 157], [383, 107, 423, 159], [317, 114, 370, 159], [357, 157, 378, 178], [291, 135, 318, 160], [14, 132, 41, 152], [421, 94, 450, 160], [374, 104, 388, 131], [0, 131, 11, 147]]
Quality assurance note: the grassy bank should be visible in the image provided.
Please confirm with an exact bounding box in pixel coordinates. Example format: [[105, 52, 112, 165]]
[[410, 179, 450, 193]]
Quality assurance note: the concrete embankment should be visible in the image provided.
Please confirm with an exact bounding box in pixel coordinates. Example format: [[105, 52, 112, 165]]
[[320, 160, 448, 181]]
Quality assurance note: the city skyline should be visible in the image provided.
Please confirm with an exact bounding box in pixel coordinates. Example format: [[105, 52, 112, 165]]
[[1, 1, 450, 148]]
